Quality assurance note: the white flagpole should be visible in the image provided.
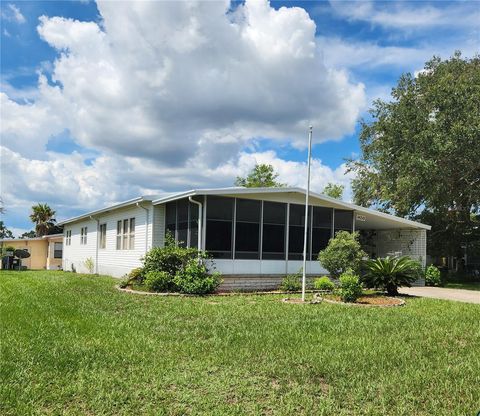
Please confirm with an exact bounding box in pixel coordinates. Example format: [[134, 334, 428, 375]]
[[302, 125, 313, 302]]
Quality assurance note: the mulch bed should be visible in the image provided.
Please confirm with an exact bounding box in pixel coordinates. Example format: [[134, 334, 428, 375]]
[[323, 294, 405, 307]]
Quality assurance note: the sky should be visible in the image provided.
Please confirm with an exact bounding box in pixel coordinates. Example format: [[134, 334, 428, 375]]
[[1, 0, 479, 236]]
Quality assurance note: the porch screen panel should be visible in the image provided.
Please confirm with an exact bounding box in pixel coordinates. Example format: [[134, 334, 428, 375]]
[[334, 210, 353, 235], [262, 201, 286, 260], [235, 199, 261, 259], [206, 196, 234, 258], [288, 204, 311, 260], [165, 202, 177, 240], [177, 199, 189, 247], [312, 207, 332, 260], [189, 201, 199, 249]]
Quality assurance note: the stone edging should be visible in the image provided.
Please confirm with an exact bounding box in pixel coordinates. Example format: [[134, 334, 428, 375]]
[[321, 297, 405, 308], [116, 285, 323, 297]]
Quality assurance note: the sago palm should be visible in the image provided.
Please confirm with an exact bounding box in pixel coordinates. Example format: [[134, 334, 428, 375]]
[[362, 256, 421, 296], [29, 203, 56, 237]]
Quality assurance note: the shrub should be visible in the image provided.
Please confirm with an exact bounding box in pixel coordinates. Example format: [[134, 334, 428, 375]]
[[173, 260, 221, 295], [363, 256, 421, 296], [338, 270, 363, 303], [142, 232, 200, 276], [425, 265, 442, 286], [313, 276, 335, 292], [280, 271, 302, 292], [84, 257, 95, 274], [144, 270, 175, 292], [119, 278, 129, 289], [318, 231, 367, 279], [127, 267, 145, 284]]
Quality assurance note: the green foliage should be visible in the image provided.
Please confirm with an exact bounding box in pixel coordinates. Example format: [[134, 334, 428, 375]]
[[313, 276, 335, 291], [363, 256, 421, 296], [322, 183, 344, 200], [348, 53, 480, 259], [127, 267, 145, 284], [173, 260, 221, 295], [118, 278, 129, 289], [425, 265, 442, 286], [20, 230, 36, 238], [143, 232, 200, 276], [0, 221, 14, 239], [280, 271, 302, 292], [29, 203, 57, 237], [1, 245, 16, 257], [338, 270, 363, 303], [318, 231, 366, 279], [144, 270, 175, 292], [84, 257, 95, 274], [235, 164, 285, 188]]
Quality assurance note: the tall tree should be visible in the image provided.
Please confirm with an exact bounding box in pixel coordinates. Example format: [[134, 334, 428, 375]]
[[0, 221, 14, 239], [235, 164, 285, 188], [348, 52, 480, 259], [29, 203, 57, 237], [322, 183, 344, 199], [20, 230, 36, 239]]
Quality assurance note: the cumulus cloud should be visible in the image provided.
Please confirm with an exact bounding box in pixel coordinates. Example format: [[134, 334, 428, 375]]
[[1, 0, 363, 226]]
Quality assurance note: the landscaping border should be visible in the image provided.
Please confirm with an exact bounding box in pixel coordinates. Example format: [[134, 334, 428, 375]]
[[322, 297, 405, 307]]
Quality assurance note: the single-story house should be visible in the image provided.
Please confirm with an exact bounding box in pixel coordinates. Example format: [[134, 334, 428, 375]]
[[0, 234, 63, 270], [58, 187, 430, 290]]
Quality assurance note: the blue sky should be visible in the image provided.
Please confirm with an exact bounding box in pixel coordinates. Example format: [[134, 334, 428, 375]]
[[1, 0, 478, 235]]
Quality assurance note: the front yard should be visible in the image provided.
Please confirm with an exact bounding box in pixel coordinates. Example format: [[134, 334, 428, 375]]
[[1, 270, 479, 415]]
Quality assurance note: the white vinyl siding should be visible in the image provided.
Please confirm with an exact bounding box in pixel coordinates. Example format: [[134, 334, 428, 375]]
[[62, 205, 152, 277]]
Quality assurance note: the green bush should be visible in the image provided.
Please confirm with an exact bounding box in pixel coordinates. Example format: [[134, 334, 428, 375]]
[[144, 270, 175, 292], [173, 260, 221, 295], [338, 270, 363, 303], [127, 267, 145, 284], [425, 265, 442, 286], [119, 278, 129, 289], [313, 276, 335, 292], [363, 256, 421, 296], [142, 232, 200, 276], [280, 271, 301, 292], [318, 231, 367, 279]]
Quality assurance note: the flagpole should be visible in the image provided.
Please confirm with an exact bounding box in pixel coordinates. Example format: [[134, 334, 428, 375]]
[[302, 125, 313, 302]]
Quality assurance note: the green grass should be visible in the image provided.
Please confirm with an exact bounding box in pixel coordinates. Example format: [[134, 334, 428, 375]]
[[444, 282, 480, 291], [1, 270, 480, 415]]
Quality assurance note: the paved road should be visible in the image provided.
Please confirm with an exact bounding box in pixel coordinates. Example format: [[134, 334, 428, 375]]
[[399, 286, 480, 304]]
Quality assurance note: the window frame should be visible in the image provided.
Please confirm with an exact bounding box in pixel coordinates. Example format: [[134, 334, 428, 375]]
[[99, 223, 107, 249], [80, 227, 88, 245], [116, 218, 135, 250], [53, 242, 63, 259]]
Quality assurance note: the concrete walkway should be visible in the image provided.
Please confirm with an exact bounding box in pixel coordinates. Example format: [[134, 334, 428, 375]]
[[399, 286, 480, 304]]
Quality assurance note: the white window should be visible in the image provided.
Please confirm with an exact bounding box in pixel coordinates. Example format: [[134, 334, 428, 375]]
[[99, 224, 107, 249], [65, 230, 72, 246], [80, 227, 88, 245], [54, 242, 63, 259], [116, 218, 135, 250]]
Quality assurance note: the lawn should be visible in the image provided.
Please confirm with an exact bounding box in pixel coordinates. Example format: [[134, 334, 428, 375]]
[[1, 271, 479, 415], [444, 282, 480, 291]]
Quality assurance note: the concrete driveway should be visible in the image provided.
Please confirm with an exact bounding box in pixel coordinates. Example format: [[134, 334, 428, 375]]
[[399, 286, 480, 304]]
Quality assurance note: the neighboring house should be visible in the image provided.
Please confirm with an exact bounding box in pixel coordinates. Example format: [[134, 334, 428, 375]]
[[58, 187, 431, 290], [0, 234, 63, 270]]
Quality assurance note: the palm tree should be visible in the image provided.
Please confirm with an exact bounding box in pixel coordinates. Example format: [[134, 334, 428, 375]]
[[29, 203, 56, 237], [362, 256, 422, 296]]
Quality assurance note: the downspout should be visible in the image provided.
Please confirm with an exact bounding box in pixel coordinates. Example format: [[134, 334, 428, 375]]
[[89, 215, 99, 274], [188, 196, 202, 255], [136, 202, 149, 255]]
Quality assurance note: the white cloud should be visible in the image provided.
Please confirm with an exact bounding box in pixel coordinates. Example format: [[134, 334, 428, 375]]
[[1, 0, 364, 227], [328, 1, 480, 30], [1, 4, 26, 24]]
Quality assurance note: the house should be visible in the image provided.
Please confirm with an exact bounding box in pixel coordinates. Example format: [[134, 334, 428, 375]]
[[0, 234, 63, 270], [58, 187, 431, 290]]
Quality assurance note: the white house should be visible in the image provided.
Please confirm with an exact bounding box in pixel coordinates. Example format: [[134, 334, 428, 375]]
[[59, 187, 431, 290]]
